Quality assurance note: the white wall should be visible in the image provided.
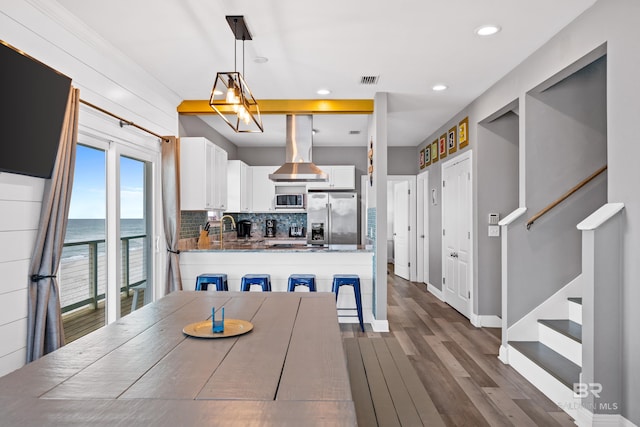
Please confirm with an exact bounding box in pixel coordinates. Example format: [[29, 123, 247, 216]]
[[0, 1, 180, 376], [0, 174, 44, 375]]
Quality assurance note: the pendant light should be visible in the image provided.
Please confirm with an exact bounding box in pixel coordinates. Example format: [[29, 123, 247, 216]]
[[209, 16, 263, 133]]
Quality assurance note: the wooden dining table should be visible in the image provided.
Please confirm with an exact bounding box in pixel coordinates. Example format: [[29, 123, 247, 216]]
[[0, 291, 356, 426]]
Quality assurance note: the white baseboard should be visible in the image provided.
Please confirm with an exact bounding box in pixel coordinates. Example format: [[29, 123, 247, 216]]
[[498, 345, 509, 364], [575, 407, 638, 427], [471, 314, 481, 327], [427, 283, 445, 301], [470, 314, 502, 328], [338, 316, 389, 332], [371, 319, 389, 332]]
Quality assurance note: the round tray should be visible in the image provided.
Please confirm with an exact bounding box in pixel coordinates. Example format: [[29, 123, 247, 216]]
[[183, 319, 254, 338]]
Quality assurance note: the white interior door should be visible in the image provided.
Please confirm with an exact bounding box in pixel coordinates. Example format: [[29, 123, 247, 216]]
[[417, 171, 429, 284], [393, 180, 410, 280], [442, 154, 472, 317]]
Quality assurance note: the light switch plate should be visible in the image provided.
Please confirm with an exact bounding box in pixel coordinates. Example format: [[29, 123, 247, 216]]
[[488, 225, 500, 237]]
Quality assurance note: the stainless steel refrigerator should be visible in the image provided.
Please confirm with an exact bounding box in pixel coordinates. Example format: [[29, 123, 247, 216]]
[[307, 191, 357, 249]]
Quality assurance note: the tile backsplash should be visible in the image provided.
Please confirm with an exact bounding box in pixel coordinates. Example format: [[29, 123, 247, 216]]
[[231, 212, 307, 239], [180, 211, 209, 239], [180, 211, 307, 240]]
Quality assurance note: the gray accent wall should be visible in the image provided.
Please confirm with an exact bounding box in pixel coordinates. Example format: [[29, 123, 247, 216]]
[[507, 174, 606, 325], [178, 115, 239, 159], [477, 111, 519, 316], [428, 163, 442, 291], [388, 147, 419, 175], [506, 55, 608, 324]]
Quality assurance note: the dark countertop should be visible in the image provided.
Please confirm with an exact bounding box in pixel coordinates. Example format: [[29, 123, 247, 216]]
[[182, 238, 370, 253]]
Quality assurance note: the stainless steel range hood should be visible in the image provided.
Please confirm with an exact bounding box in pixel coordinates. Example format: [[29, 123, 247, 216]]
[[269, 115, 328, 182]]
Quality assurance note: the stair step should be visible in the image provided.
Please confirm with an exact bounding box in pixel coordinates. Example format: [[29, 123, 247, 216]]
[[538, 319, 582, 343], [509, 341, 581, 389], [568, 298, 582, 326]]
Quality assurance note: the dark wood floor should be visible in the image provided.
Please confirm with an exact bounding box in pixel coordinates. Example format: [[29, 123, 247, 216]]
[[340, 267, 575, 427]]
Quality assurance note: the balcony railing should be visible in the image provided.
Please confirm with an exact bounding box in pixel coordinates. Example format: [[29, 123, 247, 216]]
[[59, 234, 147, 313]]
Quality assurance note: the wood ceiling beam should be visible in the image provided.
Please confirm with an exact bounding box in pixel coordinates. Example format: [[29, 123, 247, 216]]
[[177, 99, 374, 115]]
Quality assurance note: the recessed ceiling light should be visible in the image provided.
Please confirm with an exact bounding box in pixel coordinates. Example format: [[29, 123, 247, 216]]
[[213, 90, 224, 96], [254, 56, 269, 63], [432, 84, 448, 92], [316, 89, 331, 95], [475, 25, 501, 36]]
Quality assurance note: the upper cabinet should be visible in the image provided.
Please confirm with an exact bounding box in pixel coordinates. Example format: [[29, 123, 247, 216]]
[[227, 160, 252, 212], [179, 137, 228, 211], [251, 165, 278, 212], [307, 165, 355, 190]]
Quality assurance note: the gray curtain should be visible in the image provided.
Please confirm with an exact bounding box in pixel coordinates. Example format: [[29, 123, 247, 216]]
[[162, 136, 183, 293], [27, 87, 80, 362]]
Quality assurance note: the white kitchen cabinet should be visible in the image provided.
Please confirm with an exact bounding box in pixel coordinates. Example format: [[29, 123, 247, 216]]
[[307, 165, 355, 190], [213, 144, 228, 210], [251, 165, 278, 212], [179, 137, 228, 211], [226, 160, 252, 212]]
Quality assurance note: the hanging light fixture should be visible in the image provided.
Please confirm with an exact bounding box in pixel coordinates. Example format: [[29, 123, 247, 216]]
[[210, 16, 263, 133]]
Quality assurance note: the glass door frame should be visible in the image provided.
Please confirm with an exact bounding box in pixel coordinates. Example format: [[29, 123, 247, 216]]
[[77, 129, 161, 325]]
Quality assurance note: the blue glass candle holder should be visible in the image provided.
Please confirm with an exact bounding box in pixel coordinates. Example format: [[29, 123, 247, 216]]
[[211, 307, 225, 333]]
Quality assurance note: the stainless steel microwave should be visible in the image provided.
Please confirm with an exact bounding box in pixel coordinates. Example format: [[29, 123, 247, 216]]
[[275, 193, 305, 209]]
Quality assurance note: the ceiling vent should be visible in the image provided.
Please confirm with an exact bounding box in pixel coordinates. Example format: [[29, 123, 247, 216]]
[[349, 130, 361, 135], [360, 75, 379, 85]]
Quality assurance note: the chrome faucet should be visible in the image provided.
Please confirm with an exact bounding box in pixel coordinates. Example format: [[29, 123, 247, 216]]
[[219, 215, 236, 249]]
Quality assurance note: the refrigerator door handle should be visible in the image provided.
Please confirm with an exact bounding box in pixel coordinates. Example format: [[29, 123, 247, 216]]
[[327, 203, 331, 245]]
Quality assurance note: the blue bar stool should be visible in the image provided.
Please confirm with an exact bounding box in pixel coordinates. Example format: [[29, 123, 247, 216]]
[[195, 274, 228, 291], [332, 274, 364, 332], [241, 274, 272, 292], [287, 274, 317, 292]]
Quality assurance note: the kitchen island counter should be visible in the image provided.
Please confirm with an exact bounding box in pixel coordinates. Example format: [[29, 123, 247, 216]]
[[184, 244, 371, 253], [179, 249, 375, 328], [179, 237, 371, 253]]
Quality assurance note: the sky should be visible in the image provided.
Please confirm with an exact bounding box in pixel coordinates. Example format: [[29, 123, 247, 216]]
[[68, 145, 145, 219]]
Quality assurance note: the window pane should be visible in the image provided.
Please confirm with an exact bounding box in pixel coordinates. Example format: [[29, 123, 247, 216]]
[[60, 144, 106, 343], [120, 156, 149, 315]]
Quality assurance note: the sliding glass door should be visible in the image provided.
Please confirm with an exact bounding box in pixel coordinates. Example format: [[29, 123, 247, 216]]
[[60, 144, 107, 341], [119, 155, 151, 313], [61, 135, 157, 342]]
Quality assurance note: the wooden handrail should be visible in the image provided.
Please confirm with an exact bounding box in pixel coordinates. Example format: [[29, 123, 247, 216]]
[[526, 165, 607, 230]]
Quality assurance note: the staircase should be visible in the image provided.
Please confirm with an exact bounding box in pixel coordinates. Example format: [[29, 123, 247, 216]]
[[508, 297, 582, 418]]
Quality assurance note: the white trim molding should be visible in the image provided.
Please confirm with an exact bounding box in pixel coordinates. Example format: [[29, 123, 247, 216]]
[[427, 283, 445, 302], [498, 345, 509, 364], [575, 406, 638, 427], [370, 319, 390, 333], [471, 314, 502, 328]]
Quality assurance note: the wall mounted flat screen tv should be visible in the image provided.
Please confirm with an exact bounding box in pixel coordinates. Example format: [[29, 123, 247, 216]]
[[0, 41, 72, 179]]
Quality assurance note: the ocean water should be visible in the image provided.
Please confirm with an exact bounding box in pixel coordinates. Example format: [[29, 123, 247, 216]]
[[63, 218, 146, 258], [60, 218, 147, 308]]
